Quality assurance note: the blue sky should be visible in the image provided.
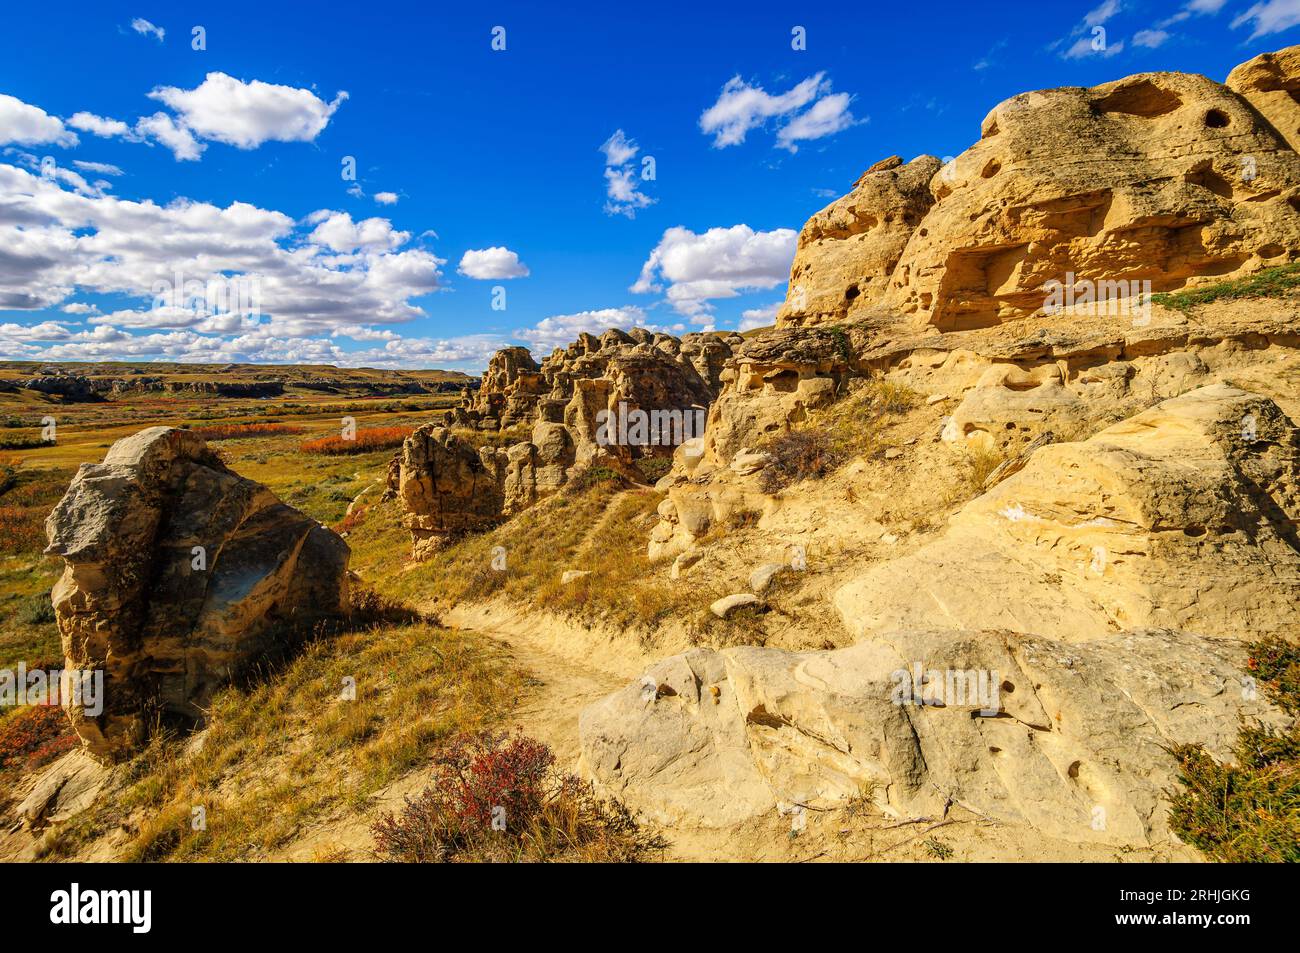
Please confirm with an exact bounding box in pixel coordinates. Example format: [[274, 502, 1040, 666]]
[[2, 0, 1300, 370]]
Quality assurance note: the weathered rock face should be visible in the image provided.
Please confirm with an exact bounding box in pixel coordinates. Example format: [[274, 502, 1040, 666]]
[[396, 425, 507, 558], [45, 427, 351, 759], [779, 48, 1300, 331], [580, 627, 1282, 845], [1226, 45, 1300, 154], [778, 155, 943, 327], [397, 328, 741, 557], [836, 384, 1300, 642], [647, 326, 859, 558], [471, 346, 544, 427]]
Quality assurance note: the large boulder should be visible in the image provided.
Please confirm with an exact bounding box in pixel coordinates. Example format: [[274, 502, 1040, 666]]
[[580, 627, 1283, 846], [835, 385, 1300, 641], [45, 427, 350, 759]]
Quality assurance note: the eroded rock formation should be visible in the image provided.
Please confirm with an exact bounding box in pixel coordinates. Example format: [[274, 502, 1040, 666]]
[[835, 384, 1300, 641], [396, 328, 741, 557], [649, 325, 860, 558], [779, 49, 1300, 331], [45, 427, 351, 759], [580, 627, 1283, 846]]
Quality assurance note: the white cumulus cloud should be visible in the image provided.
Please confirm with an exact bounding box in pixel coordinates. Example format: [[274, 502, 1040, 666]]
[[699, 73, 857, 151], [0, 94, 78, 147], [631, 224, 797, 318], [148, 72, 347, 149], [458, 247, 530, 280]]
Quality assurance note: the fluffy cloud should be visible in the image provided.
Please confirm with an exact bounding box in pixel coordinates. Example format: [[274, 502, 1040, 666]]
[[0, 95, 78, 148], [306, 210, 408, 253], [512, 307, 681, 351], [699, 73, 856, 151], [0, 316, 509, 371], [68, 112, 133, 138], [374, 191, 399, 205], [1232, 0, 1300, 37], [148, 72, 347, 149], [599, 129, 639, 167], [458, 246, 530, 280], [631, 225, 797, 318], [738, 302, 780, 331], [776, 92, 856, 152], [133, 112, 204, 160], [600, 129, 654, 218], [0, 162, 443, 336]]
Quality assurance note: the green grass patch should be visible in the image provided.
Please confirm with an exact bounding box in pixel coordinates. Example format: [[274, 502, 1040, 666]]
[[1166, 637, 1300, 862], [1151, 263, 1300, 314]]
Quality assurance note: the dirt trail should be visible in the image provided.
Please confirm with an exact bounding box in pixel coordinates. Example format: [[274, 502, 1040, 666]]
[[458, 618, 625, 769]]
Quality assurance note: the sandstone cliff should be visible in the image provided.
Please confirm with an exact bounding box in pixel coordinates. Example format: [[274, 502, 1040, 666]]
[[779, 48, 1300, 331]]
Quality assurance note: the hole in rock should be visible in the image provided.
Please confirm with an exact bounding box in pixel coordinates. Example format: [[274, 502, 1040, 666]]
[[1204, 109, 1230, 129], [1184, 525, 1207, 538], [845, 284, 860, 302], [981, 158, 1001, 179], [1258, 243, 1284, 259], [1093, 80, 1182, 118], [1186, 160, 1233, 199], [1068, 760, 1082, 780], [1000, 681, 1015, 694]]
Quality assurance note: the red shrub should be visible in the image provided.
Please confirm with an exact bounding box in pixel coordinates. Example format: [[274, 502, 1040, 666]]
[[0, 506, 47, 553], [0, 705, 77, 770], [301, 426, 413, 456]]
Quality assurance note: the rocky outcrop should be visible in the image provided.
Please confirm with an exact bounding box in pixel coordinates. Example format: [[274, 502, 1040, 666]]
[[396, 425, 508, 558], [580, 627, 1283, 845], [22, 375, 96, 401], [471, 346, 544, 427], [647, 325, 859, 558], [836, 384, 1300, 642], [396, 328, 742, 557], [45, 427, 350, 759], [779, 47, 1300, 331], [779, 155, 942, 326]]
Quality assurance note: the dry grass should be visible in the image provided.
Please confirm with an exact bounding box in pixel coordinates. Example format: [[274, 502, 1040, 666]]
[[962, 447, 1006, 496], [758, 377, 919, 493], [341, 475, 730, 639], [44, 619, 522, 862]]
